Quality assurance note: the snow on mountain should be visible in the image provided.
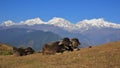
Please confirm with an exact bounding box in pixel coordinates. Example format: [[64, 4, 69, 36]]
[[0, 20, 15, 26], [76, 18, 120, 31], [0, 17, 120, 31], [0, 18, 45, 26], [0, 17, 120, 47], [18, 18, 45, 26], [48, 17, 77, 31]]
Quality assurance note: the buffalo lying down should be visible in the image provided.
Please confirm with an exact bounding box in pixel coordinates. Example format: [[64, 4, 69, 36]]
[[42, 38, 80, 55], [42, 41, 65, 55], [70, 38, 81, 50], [13, 47, 34, 56]]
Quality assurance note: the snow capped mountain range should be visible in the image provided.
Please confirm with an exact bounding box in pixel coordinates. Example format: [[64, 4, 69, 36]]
[[0, 17, 120, 48], [76, 18, 120, 30], [0, 20, 15, 26], [1, 17, 120, 32], [18, 18, 45, 26], [48, 17, 76, 29]]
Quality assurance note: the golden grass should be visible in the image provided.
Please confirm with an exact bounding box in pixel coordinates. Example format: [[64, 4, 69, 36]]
[[0, 44, 13, 55], [0, 41, 120, 68]]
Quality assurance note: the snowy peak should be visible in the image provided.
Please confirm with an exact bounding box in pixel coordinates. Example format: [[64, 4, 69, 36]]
[[19, 18, 45, 26], [48, 17, 76, 29], [0, 20, 15, 26], [76, 18, 120, 30], [48, 17, 72, 26]]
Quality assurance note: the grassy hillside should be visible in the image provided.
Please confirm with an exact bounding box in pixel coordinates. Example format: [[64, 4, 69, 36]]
[[0, 41, 120, 68], [0, 43, 13, 55]]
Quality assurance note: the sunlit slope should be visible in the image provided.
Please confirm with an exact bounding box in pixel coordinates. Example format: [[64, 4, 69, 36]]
[[0, 41, 120, 68], [0, 43, 13, 55]]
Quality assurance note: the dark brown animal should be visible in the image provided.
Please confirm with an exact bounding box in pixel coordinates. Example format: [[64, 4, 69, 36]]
[[89, 46, 92, 48], [59, 37, 73, 51], [42, 41, 65, 55], [13, 47, 26, 56], [24, 47, 35, 55], [42, 38, 81, 55], [70, 38, 81, 50], [42, 37, 71, 55], [12, 47, 34, 56], [12, 47, 20, 56]]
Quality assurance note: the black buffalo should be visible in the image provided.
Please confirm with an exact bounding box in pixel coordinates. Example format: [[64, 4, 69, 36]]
[[42, 38, 81, 55], [42, 38, 71, 55], [13, 47, 34, 56], [70, 38, 81, 50]]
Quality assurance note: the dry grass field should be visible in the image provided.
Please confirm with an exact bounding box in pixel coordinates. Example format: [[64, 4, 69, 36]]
[[0, 41, 120, 68], [0, 43, 13, 55]]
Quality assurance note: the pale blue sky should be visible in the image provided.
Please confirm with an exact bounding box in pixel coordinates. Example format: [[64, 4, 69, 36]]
[[0, 0, 120, 23]]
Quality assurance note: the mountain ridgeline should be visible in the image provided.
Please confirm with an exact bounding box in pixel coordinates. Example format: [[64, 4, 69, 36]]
[[0, 28, 61, 50], [0, 17, 120, 49]]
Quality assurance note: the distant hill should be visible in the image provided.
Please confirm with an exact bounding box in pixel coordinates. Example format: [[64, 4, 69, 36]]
[[0, 41, 120, 68], [0, 28, 61, 50]]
